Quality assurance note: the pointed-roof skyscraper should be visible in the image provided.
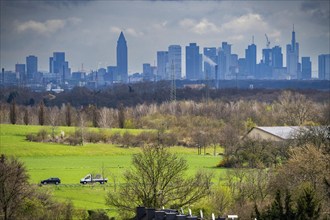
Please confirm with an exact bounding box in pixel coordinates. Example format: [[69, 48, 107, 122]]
[[286, 25, 300, 79], [116, 32, 128, 83]]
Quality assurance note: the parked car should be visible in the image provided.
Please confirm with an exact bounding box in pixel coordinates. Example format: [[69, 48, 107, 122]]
[[40, 177, 61, 185], [80, 174, 107, 184]]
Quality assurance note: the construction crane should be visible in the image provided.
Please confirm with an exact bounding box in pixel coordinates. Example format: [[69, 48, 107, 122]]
[[265, 34, 270, 49]]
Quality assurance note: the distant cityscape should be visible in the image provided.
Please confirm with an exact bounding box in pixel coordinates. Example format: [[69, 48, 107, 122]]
[[1, 27, 330, 92]]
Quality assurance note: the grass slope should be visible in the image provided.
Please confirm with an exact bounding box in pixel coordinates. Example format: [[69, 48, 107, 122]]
[[0, 124, 225, 212]]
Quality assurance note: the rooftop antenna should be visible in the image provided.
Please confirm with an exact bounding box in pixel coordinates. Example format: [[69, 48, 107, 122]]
[[252, 35, 254, 44], [293, 24, 294, 31]]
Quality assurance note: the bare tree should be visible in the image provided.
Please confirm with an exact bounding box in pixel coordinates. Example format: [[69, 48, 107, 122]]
[[48, 106, 59, 140], [106, 146, 212, 216], [0, 154, 30, 220], [98, 107, 111, 128], [277, 91, 315, 126]]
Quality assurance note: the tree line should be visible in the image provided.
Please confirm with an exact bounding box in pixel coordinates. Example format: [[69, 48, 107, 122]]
[[1, 87, 330, 219]]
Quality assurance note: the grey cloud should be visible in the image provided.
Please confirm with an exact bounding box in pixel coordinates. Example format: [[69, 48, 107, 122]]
[[300, 1, 330, 25], [2, 0, 94, 9]]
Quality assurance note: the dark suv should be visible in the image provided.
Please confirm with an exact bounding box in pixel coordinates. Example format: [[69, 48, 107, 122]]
[[40, 177, 61, 185]]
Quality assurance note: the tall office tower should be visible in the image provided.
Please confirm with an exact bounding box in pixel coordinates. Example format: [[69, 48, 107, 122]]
[[26, 55, 38, 81], [15, 64, 26, 83], [318, 54, 330, 80], [106, 66, 117, 83], [301, 57, 312, 79], [186, 43, 200, 80], [168, 45, 182, 79], [245, 43, 257, 78], [143, 63, 153, 81], [238, 58, 246, 78], [217, 50, 226, 80], [262, 49, 272, 66], [261, 48, 272, 78], [217, 42, 232, 79], [286, 26, 300, 79], [272, 46, 283, 68], [203, 47, 217, 80], [230, 54, 239, 78], [157, 51, 168, 80], [50, 52, 70, 83], [116, 32, 128, 83]]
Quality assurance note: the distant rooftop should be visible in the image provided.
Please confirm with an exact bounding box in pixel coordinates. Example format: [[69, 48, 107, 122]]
[[256, 126, 303, 140]]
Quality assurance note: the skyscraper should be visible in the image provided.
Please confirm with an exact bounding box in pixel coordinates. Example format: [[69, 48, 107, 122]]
[[143, 63, 153, 81], [301, 57, 311, 79], [203, 47, 217, 80], [286, 26, 300, 79], [15, 64, 25, 83], [49, 52, 70, 83], [26, 55, 38, 81], [272, 46, 283, 68], [157, 51, 168, 80], [186, 43, 200, 80], [116, 32, 128, 83], [168, 45, 182, 79], [245, 43, 257, 78], [218, 42, 232, 79], [318, 54, 330, 80]]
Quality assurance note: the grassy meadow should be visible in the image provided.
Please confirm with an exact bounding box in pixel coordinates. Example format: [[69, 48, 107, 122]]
[[0, 124, 225, 213]]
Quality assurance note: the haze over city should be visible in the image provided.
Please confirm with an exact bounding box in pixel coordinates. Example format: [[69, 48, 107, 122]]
[[1, 0, 329, 76]]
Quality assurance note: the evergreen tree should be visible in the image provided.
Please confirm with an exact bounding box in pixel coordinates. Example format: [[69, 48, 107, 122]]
[[65, 103, 72, 126], [118, 103, 125, 129], [38, 101, 45, 126], [23, 107, 29, 125], [296, 187, 321, 220], [9, 100, 17, 124]]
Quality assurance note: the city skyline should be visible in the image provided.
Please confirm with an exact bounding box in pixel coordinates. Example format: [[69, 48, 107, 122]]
[[1, 0, 329, 77]]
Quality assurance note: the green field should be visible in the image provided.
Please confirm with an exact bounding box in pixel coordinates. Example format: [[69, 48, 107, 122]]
[[0, 124, 225, 213]]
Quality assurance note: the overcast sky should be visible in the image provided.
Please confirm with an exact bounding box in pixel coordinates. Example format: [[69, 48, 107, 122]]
[[1, 0, 329, 76]]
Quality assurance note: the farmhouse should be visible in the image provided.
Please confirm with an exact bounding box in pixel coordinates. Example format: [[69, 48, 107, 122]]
[[243, 126, 304, 142]]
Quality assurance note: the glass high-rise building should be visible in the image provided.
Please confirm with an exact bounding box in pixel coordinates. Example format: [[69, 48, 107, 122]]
[[301, 57, 312, 79], [49, 52, 71, 83], [168, 45, 182, 79], [116, 32, 128, 83], [318, 54, 330, 80], [203, 47, 217, 80], [245, 43, 257, 78], [218, 42, 232, 79], [26, 55, 37, 81], [15, 64, 25, 83], [286, 27, 300, 79], [186, 43, 200, 80], [157, 51, 168, 80], [272, 46, 283, 68]]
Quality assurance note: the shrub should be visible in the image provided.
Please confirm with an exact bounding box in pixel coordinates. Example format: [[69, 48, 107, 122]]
[[26, 129, 49, 142], [216, 156, 238, 168]]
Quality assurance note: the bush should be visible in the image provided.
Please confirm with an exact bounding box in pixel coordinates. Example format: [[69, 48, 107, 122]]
[[216, 156, 238, 168], [66, 136, 83, 146], [26, 129, 49, 142]]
